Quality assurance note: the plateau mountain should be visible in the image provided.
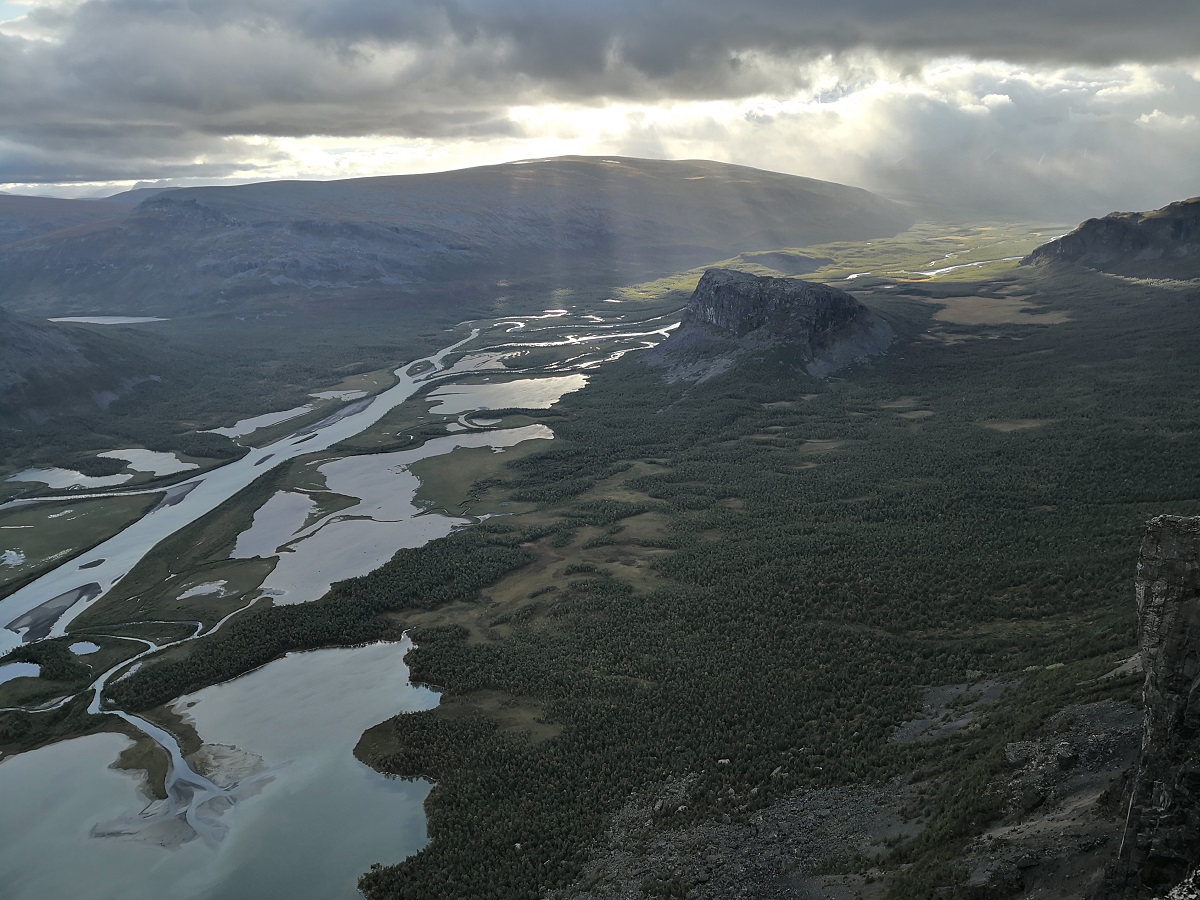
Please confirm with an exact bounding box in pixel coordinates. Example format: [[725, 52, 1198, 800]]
[[647, 267, 891, 379], [0, 157, 912, 317], [1022, 197, 1200, 279]]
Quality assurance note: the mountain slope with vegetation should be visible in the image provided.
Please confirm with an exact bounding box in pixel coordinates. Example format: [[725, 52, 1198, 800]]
[[0, 157, 912, 316], [0, 194, 128, 247], [75, 224, 1198, 899], [0, 307, 149, 422]]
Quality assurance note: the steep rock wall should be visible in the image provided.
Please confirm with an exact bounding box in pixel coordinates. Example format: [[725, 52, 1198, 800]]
[[1122, 515, 1200, 891], [651, 268, 891, 378], [1023, 199, 1200, 278]]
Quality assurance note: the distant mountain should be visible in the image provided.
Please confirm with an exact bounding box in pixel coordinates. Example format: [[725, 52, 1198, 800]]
[[1022, 197, 1200, 278], [0, 157, 913, 316], [99, 187, 172, 207], [0, 194, 129, 247]]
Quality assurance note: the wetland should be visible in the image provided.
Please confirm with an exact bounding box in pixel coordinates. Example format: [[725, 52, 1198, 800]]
[[0, 218, 1187, 899], [0, 298, 683, 898]]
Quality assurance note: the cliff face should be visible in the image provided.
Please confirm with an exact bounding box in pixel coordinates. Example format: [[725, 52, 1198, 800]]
[[1022, 199, 1200, 278], [1122, 515, 1200, 891], [651, 268, 891, 378], [682, 268, 865, 339]]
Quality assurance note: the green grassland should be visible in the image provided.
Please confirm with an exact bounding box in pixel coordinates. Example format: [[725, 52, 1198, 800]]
[[67, 464, 297, 638], [410, 442, 547, 518], [2, 221, 1194, 898], [0, 493, 159, 593]]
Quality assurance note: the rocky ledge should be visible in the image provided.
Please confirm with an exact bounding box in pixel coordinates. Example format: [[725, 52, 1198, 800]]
[[1112, 515, 1200, 894], [1022, 198, 1200, 279], [647, 268, 891, 380]]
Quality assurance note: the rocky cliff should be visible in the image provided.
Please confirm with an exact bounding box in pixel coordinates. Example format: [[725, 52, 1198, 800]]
[[1022, 198, 1200, 278], [1120, 515, 1200, 892], [649, 268, 891, 379]]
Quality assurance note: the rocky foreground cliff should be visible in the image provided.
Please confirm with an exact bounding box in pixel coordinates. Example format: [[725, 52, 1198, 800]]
[[646, 267, 892, 379], [550, 515, 1200, 900], [1113, 515, 1200, 895], [1022, 198, 1200, 279]]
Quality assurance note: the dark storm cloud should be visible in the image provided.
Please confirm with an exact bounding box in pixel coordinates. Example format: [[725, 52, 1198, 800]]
[[0, 137, 265, 183], [0, 0, 1197, 207], [9, 0, 1197, 127], [211, 0, 1200, 79], [254, 0, 1200, 80]]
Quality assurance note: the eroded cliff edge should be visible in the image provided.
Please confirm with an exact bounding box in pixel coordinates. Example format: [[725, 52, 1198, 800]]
[[646, 267, 892, 380], [1022, 198, 1200, 279], [1117, 515, 1200, 894]]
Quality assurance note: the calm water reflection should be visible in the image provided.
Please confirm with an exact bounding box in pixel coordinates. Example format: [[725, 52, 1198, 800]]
[[0, 640, 436, 899]]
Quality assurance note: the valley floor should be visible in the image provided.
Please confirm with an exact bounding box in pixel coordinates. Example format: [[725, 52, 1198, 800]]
[[3, 220, 1192, 899]]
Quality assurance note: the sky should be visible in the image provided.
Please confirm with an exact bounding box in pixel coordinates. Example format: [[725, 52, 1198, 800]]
[[0, 0, 1197, 219]]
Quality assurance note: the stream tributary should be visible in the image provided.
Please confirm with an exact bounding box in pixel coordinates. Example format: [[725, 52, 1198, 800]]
[[0, 307, 678, 898]]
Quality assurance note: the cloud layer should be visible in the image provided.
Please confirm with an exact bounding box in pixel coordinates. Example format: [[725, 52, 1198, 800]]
[[1, 1, 1197, 218]]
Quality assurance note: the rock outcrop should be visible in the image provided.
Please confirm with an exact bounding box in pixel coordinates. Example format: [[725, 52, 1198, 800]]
[[1022, 198, 1200, 278], [1120, 515, 1200, 892], [648, 268, 891, 379]]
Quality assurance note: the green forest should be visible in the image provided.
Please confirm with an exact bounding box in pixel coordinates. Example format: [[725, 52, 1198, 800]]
[[62, 260, 1199, 897]]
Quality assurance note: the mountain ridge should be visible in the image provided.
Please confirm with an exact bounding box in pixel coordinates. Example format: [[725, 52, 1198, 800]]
[[1022, 197, 1200, 278], [0, 157, 913, 316], [0, 195, 129, 247]]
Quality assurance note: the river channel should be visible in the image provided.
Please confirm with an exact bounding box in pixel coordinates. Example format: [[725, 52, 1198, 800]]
[[0, 640, 437, 899], [0, 306, 677, 898]]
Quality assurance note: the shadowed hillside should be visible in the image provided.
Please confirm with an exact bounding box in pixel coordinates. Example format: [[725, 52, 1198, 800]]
[[0, 195, 129, 247], [1023, 197, 1200, 279], [0, 157, 912, 316], [0, 307, 152, 423]]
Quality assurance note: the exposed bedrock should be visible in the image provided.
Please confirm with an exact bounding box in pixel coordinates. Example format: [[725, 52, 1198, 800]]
[[648, 267, 891, 379], [1120, 515, 1200, 894], [1023, 198, 1200, 278]]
